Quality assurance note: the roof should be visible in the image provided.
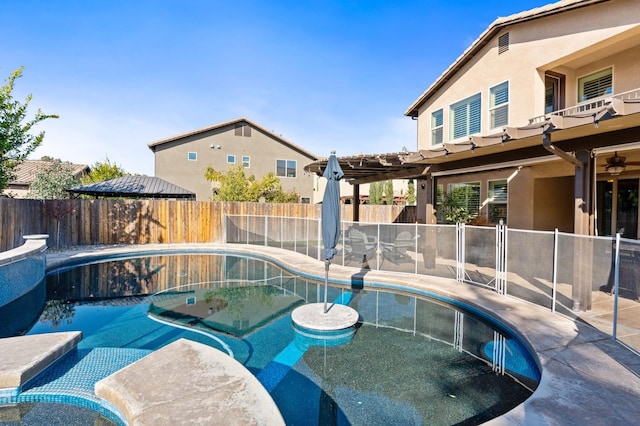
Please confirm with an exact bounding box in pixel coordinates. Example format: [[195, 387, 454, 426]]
[[404, 0, 608, 117], [66, 176, 196, 199], [10, 160, 89, 185], [147, 117, 318, 161]]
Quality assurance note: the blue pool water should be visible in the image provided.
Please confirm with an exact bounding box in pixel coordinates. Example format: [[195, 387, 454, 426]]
[[4, 253, 540, 425]]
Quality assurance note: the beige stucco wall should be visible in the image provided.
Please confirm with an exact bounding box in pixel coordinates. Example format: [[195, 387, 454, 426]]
[[153, 124, 316, 201], [431, 158, 579, 230], [415, 0, 640, 148]]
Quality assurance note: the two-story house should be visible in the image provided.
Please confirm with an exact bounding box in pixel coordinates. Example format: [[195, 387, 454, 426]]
[[402, 0, 640, 239], [148, 118, 318, 202]]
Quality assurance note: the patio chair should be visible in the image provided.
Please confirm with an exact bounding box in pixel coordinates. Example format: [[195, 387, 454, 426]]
[[381, 231, 414, 264], [345, 228, 377, 264]]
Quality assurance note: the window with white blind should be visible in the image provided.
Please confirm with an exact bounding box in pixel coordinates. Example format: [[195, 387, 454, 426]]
[[488, 180, 508, 223], [490, 82, 509, 129], [450, 94, 481, 140], [578, 67, 612, 102], [431, 109, 443, 145], [276, 159, 297, 178]]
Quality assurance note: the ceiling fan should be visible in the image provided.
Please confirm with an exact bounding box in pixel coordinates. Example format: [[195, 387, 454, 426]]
[[601, 151, 640, 175]]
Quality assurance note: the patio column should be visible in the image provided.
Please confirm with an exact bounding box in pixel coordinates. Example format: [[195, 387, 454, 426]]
[[572, 150, 593, 311], [352, 183, 360, 222]]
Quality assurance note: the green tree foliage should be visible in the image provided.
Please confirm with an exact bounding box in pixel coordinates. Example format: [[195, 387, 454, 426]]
[[0, 67, 59, 191], [383, 180, 394, 205], [405, 180, 416, 206], [81, 156, 127, 184], [204, 165, 299, 202], [369, 181, 383, 205], [28, 160, 79, 199]]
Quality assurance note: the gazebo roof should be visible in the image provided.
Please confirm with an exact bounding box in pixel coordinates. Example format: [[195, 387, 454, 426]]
[[66, 176, 196, 199]]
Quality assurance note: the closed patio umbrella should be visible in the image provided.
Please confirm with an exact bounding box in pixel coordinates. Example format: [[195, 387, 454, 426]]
[[321, 151, 344, 313]]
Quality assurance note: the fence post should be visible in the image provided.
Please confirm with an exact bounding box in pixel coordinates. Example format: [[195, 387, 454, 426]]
[[223, 214, 227, 243], [612, 232, 621, 340], [264, 216, 268, 246], [495, 220, 508, 295], [552, 228, 559, 313], [456, 223, 465, 282]]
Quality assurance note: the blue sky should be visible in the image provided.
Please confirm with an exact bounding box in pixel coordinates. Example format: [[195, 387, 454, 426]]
[[3, 0, 547, 176]]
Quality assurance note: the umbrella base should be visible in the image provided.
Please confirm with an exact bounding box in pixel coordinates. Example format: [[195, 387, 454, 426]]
[[291, 303, 359, 331]]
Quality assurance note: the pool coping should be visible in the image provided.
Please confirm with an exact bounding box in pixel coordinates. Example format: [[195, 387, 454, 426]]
[[42, 243, 640, 424]]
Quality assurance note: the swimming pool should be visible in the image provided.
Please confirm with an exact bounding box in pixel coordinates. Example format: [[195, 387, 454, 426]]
[[9, 252, 539, 425]]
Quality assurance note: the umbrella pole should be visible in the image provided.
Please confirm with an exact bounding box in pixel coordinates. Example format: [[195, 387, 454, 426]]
[[324, 259, 330, 314]]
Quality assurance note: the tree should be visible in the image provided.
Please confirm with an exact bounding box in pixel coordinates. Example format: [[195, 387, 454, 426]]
[[81, 156, 127, 184], [28, 160, 79, 199], [204, 165, 299, 202], [383, 180, 394, 205], [406, 180, 416, 206], [0, 67, 59, 191], [369, 182, 383, 205]]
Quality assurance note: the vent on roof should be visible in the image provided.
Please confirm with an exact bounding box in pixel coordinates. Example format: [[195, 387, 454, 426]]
[[234, 123, 252, 137], [498, 32, 509, 54]]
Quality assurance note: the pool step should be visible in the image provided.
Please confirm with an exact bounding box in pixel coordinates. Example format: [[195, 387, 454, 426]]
[[0, 331, 81, 402]]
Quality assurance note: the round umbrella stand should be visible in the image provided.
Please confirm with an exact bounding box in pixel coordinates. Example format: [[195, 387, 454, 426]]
[[291, 303, 358, 342]]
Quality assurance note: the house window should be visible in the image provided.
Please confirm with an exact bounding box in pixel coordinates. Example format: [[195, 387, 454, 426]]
[[276, 159, 297, 178], [227, 155, 235, 164], [447, 182, 481, 218], [498, 32, 509, 54], [450, 94, 481, 140], [578, 67, 612, 101], [431, 109, 443, 145], [488, 180, 508, 223], [188, 152, 197, 161], [301, 197, 310, 204], [490, 82, 509, 128], [242, 156, 250, 168], [234, 123, 252, 137]]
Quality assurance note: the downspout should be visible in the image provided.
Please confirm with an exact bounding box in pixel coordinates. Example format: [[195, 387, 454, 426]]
[[542, 131, 584, 168]]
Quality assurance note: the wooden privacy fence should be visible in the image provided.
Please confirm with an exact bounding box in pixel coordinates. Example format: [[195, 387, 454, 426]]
[[0, 198, 416, 251]]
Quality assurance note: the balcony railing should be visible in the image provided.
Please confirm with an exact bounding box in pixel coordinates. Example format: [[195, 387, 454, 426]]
[[529, 87, 640, 125]]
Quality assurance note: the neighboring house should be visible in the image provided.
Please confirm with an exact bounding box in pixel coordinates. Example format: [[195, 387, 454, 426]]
[[148, 118, 318, 202], [2, 160, 89, 198], [400, 0, 640, 238]]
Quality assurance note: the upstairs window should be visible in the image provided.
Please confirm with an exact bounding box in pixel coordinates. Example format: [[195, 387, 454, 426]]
[[234, 123, 252, 137], [276, 159, 297, 178], [490, 81, 509, 128], [242, 156, 250, 168], [578, 67, 612, 101], [431, 109, 443, 145], [450, 94, 481, 140], [187, 152, 197, 161]]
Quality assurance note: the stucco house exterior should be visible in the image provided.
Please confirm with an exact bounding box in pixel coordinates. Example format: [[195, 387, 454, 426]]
[[148, 118, 318, 202], [399, 0, 640, 239]]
